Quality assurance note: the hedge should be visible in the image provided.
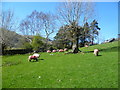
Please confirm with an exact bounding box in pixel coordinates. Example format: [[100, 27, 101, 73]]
[[2, 49, 33, 55]]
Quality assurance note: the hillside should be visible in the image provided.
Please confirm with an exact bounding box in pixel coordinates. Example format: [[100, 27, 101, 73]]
[[0, 29, 27, 49], [80, 41, 119, 52], [2, 41, 118, 88]]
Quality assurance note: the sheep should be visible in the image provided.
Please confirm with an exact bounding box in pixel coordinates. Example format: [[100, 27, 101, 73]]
[[64, 48, 68, 51], [59, 49, 64, 52], [85, 45, 89, 47], [94, 49, 99, 56], [47, 50, 51, 53], [28, 55, 38, 62], [52, 50, 57, 53], [33, 53, 40, 58], [28, 53, 40, 62]]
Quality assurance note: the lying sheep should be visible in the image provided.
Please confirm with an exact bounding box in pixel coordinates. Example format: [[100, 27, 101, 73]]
[[64, 48, 68, 51], [59, 49, 64, 52], [94, 49, 99, 56], [52, 50, 57, 53], [28, 53, 40, 62], [47, 50, 51, 53]]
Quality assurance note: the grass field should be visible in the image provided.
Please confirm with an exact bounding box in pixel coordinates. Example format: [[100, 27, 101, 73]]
[[2, 41, 118, 88]]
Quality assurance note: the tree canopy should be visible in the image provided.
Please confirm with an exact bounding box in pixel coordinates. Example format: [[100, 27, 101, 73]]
[[53, 20, 100, 50]]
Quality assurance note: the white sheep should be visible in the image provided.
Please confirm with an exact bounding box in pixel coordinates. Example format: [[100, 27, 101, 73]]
[[47, 50, 51, 53], [59, 49, 64, 52], [64, 48, 68, 51], [33, 53, 40, 58], [52, 50, 57, 53], [28, 53, 40, 62], [94, 49, 99, 56]]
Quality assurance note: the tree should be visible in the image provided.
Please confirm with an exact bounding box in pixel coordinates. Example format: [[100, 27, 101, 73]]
[[65, 22, 83, 53], [54, 19, 100, 49], [32, 35, 44, 52], [41, 12, 56, 46], [57, 1, 95, 53], [0, 9, 18, 31], [80, 22, 90, 46], [54, 25, 72, 49], [89, 20, 100, 45], [19, 10, 42, 35], [0, 9, 20, 54], [19, 10, 56, 48]]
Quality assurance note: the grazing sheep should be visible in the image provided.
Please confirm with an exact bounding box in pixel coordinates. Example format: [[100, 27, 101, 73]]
[[28, 53, 40, 62], [52, 50, 57, 53], [59, 49, 64, 52], [28, 55, 38, 62], [33, 53, 40, 58], [94, 49, 99, 56], [47, 50, 51, 53]]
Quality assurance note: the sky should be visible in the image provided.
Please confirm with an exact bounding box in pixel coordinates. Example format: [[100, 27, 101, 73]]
[[1, 2, 118, 43]]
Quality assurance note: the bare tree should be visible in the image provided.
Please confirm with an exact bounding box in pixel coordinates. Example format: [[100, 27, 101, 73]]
[[19, 10, 43, 36], [19, 10, 56, 46], [41, 12, 56, 46], [0, 9, 18, 31], [0, 9, 19, 54], [57, 1, 95, 53]]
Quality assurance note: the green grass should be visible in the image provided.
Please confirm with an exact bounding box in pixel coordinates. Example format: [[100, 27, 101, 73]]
[[80, 41, 118, 52], [2, 41, 118, 88]]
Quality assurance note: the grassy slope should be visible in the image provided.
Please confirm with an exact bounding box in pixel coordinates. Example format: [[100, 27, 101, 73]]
[[2, 41, 118, 88], [80, 41, 118, 52]]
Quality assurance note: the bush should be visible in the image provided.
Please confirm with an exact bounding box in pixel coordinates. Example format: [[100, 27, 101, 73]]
[[22, 42, 33, 50], [3, 49, 33, 55], [32, 35, 44, 52]]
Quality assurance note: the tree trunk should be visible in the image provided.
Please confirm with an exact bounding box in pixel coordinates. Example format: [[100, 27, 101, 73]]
[[72, 38, 79, 53], [91, 38, 94, 45], [2, 43, 6, 55]]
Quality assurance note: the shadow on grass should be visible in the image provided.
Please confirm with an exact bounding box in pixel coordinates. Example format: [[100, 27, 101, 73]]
[[28, 58, 45, 63], [39, 59, 44, 60], [97, 55, 102, 56]]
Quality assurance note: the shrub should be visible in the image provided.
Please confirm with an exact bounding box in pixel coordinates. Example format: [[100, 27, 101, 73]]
[[22, 42, 33, 50], [3, 49, 33, 55], [32, 35, 44, 52]]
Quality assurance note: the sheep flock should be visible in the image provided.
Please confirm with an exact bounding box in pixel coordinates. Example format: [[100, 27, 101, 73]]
[[28, 48, 99, 62]]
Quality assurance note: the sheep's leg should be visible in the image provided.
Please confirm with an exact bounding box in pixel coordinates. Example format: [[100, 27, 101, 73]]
[[29, 59, 31, 62], [96, 52, 99, 56], [36, 58, 38, 62], [95, 52, 98, 56]]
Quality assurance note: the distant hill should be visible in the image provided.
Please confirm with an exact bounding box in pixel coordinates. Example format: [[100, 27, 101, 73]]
[[0, 29, 27, 49], [0, 29, 53, 49], [22, 35, 53, 45]]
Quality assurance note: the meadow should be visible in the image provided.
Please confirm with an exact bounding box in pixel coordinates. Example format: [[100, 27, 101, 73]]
[[2, 41, 118, 88]]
